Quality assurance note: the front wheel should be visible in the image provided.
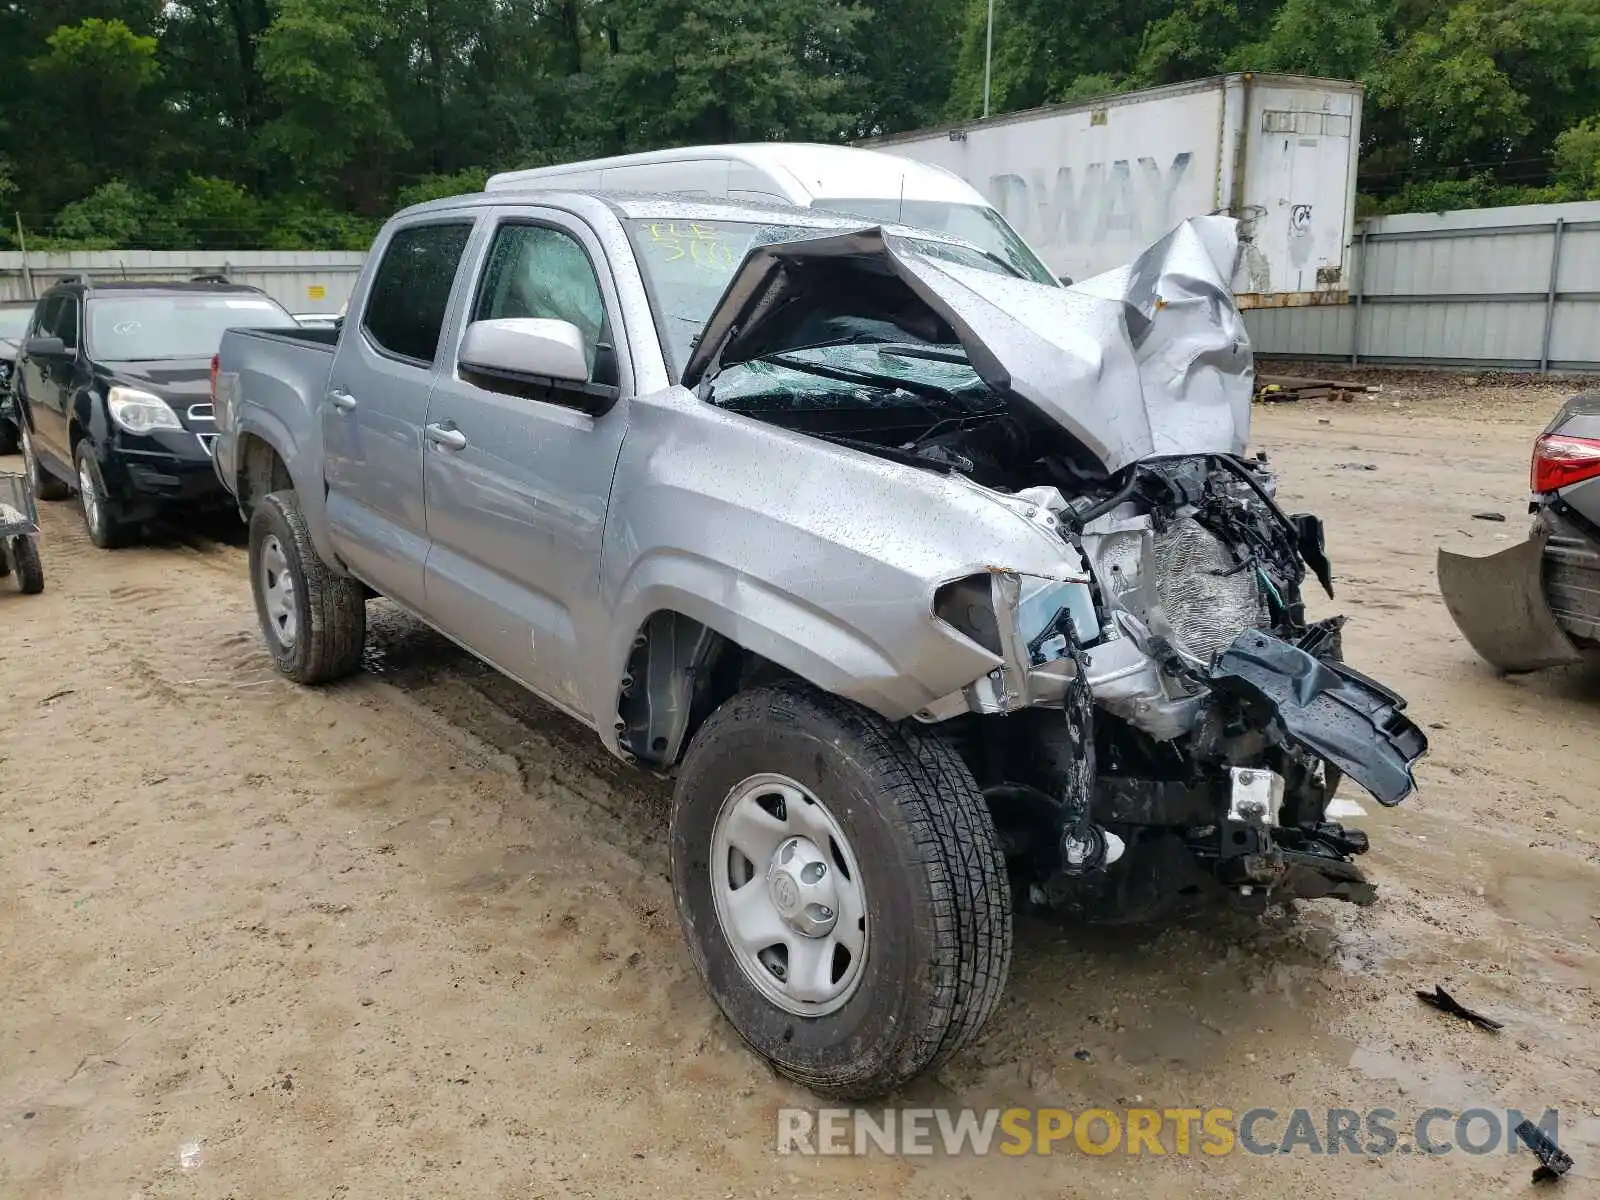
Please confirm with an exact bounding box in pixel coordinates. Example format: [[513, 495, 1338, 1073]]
[[248, 490, 366, 684], [75, 442, 133, 549], [670, 682, 1011, 1098]]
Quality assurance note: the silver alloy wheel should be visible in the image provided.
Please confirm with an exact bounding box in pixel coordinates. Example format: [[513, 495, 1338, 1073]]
[[710, 772, 868, 1016], [259, 534, 298, 648], [77, 458, 101, 538]]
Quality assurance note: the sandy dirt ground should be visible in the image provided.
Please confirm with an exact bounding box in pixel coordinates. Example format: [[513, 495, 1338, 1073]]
[[2, 373, 1599, 1198]]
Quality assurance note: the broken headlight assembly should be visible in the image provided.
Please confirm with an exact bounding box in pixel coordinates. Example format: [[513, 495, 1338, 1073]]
[[932, 564, 1100, 714]]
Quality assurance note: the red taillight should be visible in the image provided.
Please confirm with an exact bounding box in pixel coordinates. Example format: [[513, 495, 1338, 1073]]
[[1532, 433, 1600, 493], [209, 354, 219, 402]]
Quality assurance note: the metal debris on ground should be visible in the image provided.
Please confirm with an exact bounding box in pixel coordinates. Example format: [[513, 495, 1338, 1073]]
[[1514, 1118, 1574, 1183], [1415, 983, 1504, 1031], [1472, 512, 1508, 522], [1336, 462, 1379, 471]]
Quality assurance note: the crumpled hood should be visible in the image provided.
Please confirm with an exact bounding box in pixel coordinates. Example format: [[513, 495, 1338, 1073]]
[[682, 216, 1253, 474]]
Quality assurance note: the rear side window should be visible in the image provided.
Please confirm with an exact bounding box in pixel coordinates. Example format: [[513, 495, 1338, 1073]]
[[362, 222, 473, 363]]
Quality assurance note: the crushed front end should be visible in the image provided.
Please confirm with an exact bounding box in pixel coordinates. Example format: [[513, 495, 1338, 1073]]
[[929, 454, 1428, 920]]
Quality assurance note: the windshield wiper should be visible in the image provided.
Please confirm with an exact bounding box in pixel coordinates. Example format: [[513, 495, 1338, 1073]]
[[806, 427, 955, 471], [763, 351, 970, 405], [875, 343, 968, 365]]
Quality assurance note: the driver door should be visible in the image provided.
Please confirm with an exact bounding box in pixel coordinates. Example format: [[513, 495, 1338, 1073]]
[[421, 210, 634, 716]]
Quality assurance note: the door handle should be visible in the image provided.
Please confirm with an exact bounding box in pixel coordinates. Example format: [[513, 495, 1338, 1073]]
[[424, 422, 468, 451], [327, 389, 358, 413]]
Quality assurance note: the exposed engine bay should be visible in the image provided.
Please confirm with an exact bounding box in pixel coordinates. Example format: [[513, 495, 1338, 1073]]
[[695, 226, 1428, 922]]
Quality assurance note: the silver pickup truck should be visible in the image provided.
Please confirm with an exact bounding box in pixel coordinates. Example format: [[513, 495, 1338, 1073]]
[[212, 190, 1427, 1098]]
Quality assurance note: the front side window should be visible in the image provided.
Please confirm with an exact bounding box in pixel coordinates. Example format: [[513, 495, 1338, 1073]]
[[33, 296, 70, 345], [473, 223, 613, 383], [362, 222, 474, 363], [55, 296, 81, 350]]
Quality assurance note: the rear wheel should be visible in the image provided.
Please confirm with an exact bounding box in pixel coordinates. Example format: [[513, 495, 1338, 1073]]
[[249, 490, 366, 684], [21, 424, 69, 501], [670, 681, 1011, 1098], [75, 442, 133, 549]]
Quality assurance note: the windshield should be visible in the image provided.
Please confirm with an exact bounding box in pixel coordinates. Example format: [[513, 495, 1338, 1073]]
[[87, 294, 296, 360], [0, 306, 33, 341], [628, 217, 1015, 375], [809, 198, 1055, 286]]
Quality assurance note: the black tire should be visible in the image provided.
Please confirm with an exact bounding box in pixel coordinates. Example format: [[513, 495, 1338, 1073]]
[[248, 489, 366, 684], [22, 424, 69, 501], [9, 535, 43, 594], [670, 681, 1011, 1098], [74, 441, 133, 549]]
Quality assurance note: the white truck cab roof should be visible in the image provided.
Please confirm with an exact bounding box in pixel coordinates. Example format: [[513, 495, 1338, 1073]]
[[485, 143, 1057, 285]]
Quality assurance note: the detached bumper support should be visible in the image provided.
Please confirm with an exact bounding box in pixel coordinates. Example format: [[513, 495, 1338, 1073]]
[[1209, 631, 1428, 807], [1437, 527, 1584, 672]]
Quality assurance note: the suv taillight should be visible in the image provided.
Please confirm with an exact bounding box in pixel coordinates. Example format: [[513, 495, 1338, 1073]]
[[209, 354, 219, 402], [1532, 433, 1600, 493]]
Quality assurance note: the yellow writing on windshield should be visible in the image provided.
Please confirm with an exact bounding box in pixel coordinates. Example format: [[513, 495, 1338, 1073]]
[[646, 221, 733, 270]]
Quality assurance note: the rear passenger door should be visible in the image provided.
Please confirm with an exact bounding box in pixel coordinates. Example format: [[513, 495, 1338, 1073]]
[[323, 218, 476, 608], [420, 211, 633, 715]]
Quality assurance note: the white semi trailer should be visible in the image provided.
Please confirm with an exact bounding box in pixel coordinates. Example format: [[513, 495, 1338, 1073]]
[[861, 73, 1363, 307]]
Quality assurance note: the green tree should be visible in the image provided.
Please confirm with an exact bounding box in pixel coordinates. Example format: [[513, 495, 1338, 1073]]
[[595, 0, 869, 146], [52, 180, 155, 247], [27, 19, 161, 205], [1371, 0, 1600, 172], [257, 0, 406, 204], [1136, 0, 1270, 86], [395, 169, 491, 210], [1237, 0, 1387, 79], [163, 175, 269, 249], [1552, 117, 1600, 195]]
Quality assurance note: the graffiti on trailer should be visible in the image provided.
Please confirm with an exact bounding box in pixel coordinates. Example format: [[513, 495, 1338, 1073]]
[[987, 153, 1195, 248]]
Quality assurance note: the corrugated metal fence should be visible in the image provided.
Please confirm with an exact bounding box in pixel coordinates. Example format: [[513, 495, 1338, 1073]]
[[0, 249, 366, 314], [1245, 200, 1600, 372]]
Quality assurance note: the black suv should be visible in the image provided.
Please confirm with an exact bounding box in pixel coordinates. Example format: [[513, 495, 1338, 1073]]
[[14, 280, 298, 546]]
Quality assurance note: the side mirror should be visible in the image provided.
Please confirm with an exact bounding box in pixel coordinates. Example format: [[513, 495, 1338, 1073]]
[[461, 318, 589, 383], [24, 335, 65, 357], [459, 318, 617, 415]]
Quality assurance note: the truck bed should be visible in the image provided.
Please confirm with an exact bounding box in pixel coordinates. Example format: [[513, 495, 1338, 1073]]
[[213, 324, 341, 502]]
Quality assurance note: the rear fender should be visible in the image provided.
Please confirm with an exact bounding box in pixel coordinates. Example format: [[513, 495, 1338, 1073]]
[[1437, 530, 1582, 673], [233, 410, 341, 571]]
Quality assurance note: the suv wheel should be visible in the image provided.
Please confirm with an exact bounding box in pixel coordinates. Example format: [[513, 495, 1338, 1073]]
[[249, 489, 366, 683], [670, 681, 1011, 1098], [75, 442, 132, 549], [21, 425, 69, 500]]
